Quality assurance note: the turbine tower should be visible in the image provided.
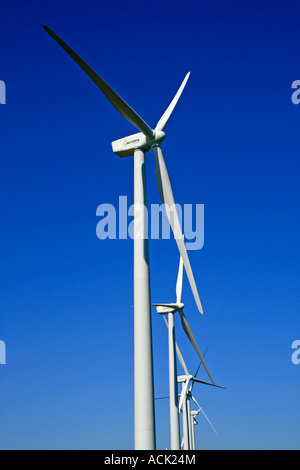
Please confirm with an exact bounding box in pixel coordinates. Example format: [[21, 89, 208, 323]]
[[43, 25, 204, 450], [155, 256, 215, 450]]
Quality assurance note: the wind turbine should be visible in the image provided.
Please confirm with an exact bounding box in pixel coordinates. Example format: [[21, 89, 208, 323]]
[[176, 345, 223, 450], [178, 370, 221, 450], [155, 327, 222, 450], [185, 349, 219, 449], [178, 374, 202, 450], [188, 397, 219, 450], [155, 255, 215, 450], [153, 256, 215, 385], [190, 410, 199, 451], [43, 26, 204, 450]]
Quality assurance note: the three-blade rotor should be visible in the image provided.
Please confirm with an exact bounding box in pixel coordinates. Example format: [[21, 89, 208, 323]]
[[44, 25, 203, 315], [154, 256, 214, 385]]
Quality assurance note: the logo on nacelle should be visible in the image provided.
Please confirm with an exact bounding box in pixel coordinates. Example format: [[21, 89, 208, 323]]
[[123, 138, 140, 148]]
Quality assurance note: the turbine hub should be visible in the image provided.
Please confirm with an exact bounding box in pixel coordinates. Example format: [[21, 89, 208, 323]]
[[176, 303, 185, 311], [147, 130, 166, 148]]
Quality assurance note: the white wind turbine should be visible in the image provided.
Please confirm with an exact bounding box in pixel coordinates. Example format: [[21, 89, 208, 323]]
[[190, 410, 199, 451], [188, 396, 219, 450], [44, 26, 205, 450], [153, 255, 217, 449], [183, 357, 219, 450], [177, 352, 222, 450], [155, 331, 221, 451], [156, 320, 223, 450]]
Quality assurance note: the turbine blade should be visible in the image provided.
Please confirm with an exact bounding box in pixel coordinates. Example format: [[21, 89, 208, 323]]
[[199, 408, 219, 438], [43, 26, 154, 138], [190, 347, 209, 392], [195, 347, 209, 378], [192, 377, 226, 389], [175, 344, 190, 377], [191, 396, 219, 438], [176, 256, 184, 304], [178, 380, 190, 413], [155, 73, 190, 132], [163, 316, 190, 376], [152, 145, 203, 314], [152, 303, 176, 308], [178, 310, 215, 385]]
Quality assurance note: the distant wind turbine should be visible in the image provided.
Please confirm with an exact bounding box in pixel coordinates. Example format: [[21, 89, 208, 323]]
[[153, 254, 216, 449], [155, 330, 223, 450], [184, 356, 219, 450], [178, 359, 222, 450], [188, 396, 219, 450]]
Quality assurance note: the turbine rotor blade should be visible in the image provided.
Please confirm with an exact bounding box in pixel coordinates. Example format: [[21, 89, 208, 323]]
[[152, 145, 203, 314], [192, 377, 225, 389], [178, 379, 190, 413], [175, 344, 190, 377], [155, 73, 190, 132], [190, 347, 209, 393], [199, 409, 219, 438], [176, 256, 184, 304], [163, 316, 190, 376], [152, 303, 177, 309], [191, 396, 219, 437], [43, 26, 154, 138], [178, 310, 215, 385]]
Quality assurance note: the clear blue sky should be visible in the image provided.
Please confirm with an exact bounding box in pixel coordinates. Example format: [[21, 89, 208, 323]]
[[0, 0, 299, 450]]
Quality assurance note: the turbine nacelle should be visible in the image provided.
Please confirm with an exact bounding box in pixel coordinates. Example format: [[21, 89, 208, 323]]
[[111, 130, 166, 158], [153, 302, 185, 315], [178, 374, 193, 383]]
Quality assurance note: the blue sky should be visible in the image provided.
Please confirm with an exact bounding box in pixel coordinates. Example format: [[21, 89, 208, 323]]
[[0, 0, 299, 450]]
